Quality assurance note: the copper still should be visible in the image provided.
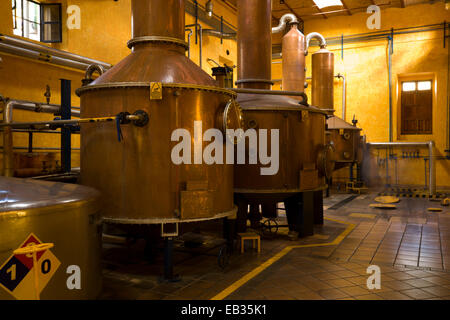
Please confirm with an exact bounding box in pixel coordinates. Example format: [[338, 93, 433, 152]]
[[76, 0, 237, 226], [233, 0, 329, 236], [310, 46, 362, 170]]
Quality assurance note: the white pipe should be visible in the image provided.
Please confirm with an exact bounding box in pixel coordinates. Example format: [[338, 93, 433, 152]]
[[272, 14, 299, 34], [305, 32, 327, 55], [0, 34, 111, 69], [336, 73, 346, 120], [367, 141, 435, 195], [0, 43, 90, 70]]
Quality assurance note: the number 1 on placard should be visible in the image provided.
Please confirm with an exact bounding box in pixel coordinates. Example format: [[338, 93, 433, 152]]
[[6, 264, 16, 281]]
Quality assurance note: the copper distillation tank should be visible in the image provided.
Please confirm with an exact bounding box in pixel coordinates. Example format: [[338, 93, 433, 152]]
[[228, 0, 332, 239], [309, 36, 363, 188], [76, 0, 239, 279]]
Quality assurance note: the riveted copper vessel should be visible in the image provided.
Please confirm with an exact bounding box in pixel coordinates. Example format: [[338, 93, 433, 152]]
[[77, 0, 236, 224], [282, 25, 306, 96], [234, 0, 328, 226], [310, 48, 362, 169]]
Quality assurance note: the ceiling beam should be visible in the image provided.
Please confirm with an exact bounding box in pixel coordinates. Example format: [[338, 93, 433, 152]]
[[311, 0, 328, 19], [341, 0, 352, 15], [282, 0, 304, 22]]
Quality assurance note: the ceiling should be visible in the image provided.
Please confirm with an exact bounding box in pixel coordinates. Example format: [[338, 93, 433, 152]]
[[222, 0, 440, 21]]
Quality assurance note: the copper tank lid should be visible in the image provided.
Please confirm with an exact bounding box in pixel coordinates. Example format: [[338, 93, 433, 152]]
[[327, 116, 362, 130]]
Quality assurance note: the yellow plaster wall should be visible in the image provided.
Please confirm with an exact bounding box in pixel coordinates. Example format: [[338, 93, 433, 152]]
[[273, 2, 450, 189], [0, 0, 237, 174]]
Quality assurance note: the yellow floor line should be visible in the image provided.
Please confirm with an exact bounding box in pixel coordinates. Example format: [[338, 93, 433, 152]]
[[210, 217, 355, 300]]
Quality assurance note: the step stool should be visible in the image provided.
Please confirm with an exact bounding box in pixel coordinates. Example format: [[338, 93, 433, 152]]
[[238, 233, 260, 254]]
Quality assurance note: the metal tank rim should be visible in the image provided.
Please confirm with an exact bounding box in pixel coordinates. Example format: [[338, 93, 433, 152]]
[[234, 185, 328, 195], [101, 206, 237, 225], [75, 82, 237, 98], [0, 199, 100, 221], [127, 36, 189, 50]]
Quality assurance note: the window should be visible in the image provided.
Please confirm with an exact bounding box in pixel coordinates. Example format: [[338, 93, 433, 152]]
[[401, 80, 433, 135], [12, 0, 62, 43]]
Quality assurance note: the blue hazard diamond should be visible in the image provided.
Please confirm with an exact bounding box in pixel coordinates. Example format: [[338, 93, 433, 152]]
[[0, 256, 30, 292]]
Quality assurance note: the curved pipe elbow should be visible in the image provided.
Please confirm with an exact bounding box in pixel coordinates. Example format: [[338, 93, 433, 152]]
[[272, 13, 299, 34], [83, 64, 106, 86], [305, 32, 327, 55]]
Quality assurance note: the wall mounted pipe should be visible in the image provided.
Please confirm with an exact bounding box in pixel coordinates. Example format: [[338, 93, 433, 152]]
[[0, 34, 111, 69], [0, 43, 91, 71], [185, 29, 193, 58], [272, 14, 299, 34], [305, 32, 327, 55], [185, 23, 203, 68], [367, 141, 436, 195], [1, 99, 80, 177], [202, 29, 236, 40], [336, 73, 346, 120]]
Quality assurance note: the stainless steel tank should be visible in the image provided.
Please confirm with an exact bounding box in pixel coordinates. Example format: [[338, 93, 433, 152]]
[[0, 177, 101, 300], [76, 0, 237, 225]]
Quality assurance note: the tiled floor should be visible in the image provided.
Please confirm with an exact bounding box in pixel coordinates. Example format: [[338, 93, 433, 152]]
[[100, 192, 450, 300]]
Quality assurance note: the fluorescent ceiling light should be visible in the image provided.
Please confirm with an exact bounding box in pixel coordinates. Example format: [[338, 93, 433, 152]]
[[313, 0, 343, 9]]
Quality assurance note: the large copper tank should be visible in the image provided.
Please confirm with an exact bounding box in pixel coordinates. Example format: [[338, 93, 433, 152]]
[[234, 0, 328, 210], [76, 0, 236, 224], [0, 177, 101, 300]]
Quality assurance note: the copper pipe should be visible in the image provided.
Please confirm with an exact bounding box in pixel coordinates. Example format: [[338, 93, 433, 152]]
[[282, 25, 306, 96], [312, 49, 334, 110], [237, 0, 272, 89], [132, 0, 185, 41]]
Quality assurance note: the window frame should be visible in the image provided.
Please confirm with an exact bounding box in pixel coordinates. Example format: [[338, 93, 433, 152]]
[[40, 3, 62, 43], [12, 0, 62, 43], [399, 78, 434, 136]]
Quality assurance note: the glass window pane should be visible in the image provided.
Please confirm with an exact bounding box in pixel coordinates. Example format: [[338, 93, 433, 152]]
[[402, 82, 416, 92], [418, 81, 432, 91], [42, 23, 60, 42], [43, 5, 60, 23], [25, 21, 40, 41], [13, 17, 23, 36], [26, 1, 40, 24]]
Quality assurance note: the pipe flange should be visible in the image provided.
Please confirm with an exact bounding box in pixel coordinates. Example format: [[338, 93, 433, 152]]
[[127, 36, 189, 50], [132, 110, 149, 127]]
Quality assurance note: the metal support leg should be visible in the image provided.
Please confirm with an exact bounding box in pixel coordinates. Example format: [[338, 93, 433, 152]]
[[60, 79, 71, 173], [163, 237, 180, 282], [313, 190, 324, 225], [234, 194, 248, 233], [249, 203, 260, 229], [300, 192, 314, 237]]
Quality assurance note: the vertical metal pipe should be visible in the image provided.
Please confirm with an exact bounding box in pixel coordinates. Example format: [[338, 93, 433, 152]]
[[185, 29, 193, 58], [132, 0, 185, 41], [60, 79, 71, 173], [28, 132, 33, 153], [388, 36, 393, 142], [2, 101, 14, 177], [429, 141, 435, 195], [199, 24, 203, 69], [236, 0, 272, 89]]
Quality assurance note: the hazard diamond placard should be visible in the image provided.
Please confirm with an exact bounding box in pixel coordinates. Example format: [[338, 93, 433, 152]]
[[0, 233, 61, 300]]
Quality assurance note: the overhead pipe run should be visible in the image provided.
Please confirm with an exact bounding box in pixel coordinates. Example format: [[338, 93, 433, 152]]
[[367, 141, 436, 195], [0, 34, 111, 71]]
